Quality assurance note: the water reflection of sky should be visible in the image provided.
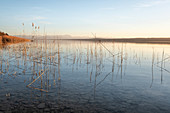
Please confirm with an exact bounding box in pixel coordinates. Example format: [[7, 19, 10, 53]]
[[0, 41, 170, 112]]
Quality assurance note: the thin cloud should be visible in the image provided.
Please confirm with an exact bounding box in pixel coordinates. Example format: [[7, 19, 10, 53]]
[[33, 16, 46, 20], [32, 7, 43, 10], [15, 15, 46, 21], [136, 0, 170, 8], [39, 21, 52, 25], [101, 7, 115, 10], [31, 7, 51, 12]]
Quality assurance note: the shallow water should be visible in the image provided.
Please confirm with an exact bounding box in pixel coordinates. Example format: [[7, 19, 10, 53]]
[[1, 40, 170, 113]]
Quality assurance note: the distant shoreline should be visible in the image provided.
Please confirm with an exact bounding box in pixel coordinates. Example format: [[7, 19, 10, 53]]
[[67, 38, 170, 44], [35, 38, 170, 44]]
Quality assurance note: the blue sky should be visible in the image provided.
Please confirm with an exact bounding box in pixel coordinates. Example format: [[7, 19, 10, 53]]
[[0, 0, 170, 38]]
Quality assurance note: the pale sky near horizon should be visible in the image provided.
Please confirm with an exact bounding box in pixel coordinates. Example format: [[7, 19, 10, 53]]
[[0, 0, 170, 38]]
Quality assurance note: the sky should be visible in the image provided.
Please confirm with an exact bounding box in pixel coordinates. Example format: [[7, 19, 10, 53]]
[[0, 0, 170, 38]]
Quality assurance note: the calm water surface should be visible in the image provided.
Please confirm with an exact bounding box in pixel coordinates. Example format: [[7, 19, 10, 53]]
[[0, 40, 170, 113]]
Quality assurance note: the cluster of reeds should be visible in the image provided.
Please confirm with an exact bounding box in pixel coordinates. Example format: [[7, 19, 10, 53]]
[[1, 38, 169, 96], [31, 22, 40, 42], [0, 40, 128, 93]]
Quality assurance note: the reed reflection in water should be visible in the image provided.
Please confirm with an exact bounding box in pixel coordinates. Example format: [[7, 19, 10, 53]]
[[1, 40, 170, 112]]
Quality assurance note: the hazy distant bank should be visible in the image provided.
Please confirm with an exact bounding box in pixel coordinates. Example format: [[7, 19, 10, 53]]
[[15, 35, 170, 44], [68, 38, 170, 44], [15, 35, 90, 40]]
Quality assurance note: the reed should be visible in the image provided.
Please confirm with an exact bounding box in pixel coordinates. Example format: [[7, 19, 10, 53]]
[[150, 48, 155, 88], [161, 50, 164, 83]]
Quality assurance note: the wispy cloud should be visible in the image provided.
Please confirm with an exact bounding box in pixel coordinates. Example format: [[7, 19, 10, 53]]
[[33, 16, 46, 20], [136, 0, 170, 8], [15, 15, 46, 21], [39, 21, 52, 25], [101, 7, 115, 10], [32, 7, 43, 10], [31, 7, 51, 12]]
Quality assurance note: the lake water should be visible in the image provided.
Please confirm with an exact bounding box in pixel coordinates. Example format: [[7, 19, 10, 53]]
[[1, 40, 170, 113]]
